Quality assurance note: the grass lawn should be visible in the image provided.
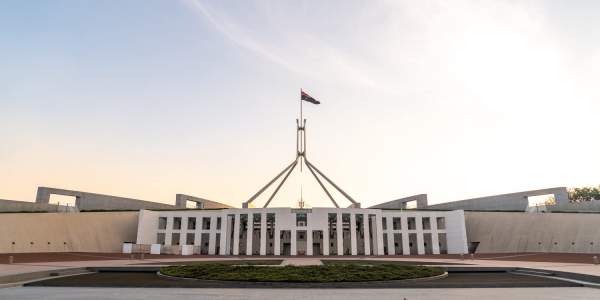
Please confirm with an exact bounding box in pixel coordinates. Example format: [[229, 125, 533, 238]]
[[160, 263, 444, 282]]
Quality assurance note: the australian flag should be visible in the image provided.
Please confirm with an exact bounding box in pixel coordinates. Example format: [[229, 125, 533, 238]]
[[301, 89, 320, 105]]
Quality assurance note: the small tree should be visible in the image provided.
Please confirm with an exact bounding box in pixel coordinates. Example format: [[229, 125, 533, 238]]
[[569, 185, 600, 202], [544, 196, 556, 206]]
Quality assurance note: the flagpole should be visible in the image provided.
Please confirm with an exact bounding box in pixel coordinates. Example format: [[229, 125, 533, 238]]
[[300, 88, 303, 124], [299, 89, 303, 172]]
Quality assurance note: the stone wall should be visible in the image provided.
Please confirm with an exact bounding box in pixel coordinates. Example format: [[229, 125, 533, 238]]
[[0, 199, 63, 212], [0, 211, 138, 253], [427, 187, 569, 211], [465, 211, 600, 253]]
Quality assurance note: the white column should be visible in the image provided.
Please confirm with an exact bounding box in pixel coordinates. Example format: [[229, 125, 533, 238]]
[[165, 217, 173, 245], [194, 217, 202, 253], [364, 214, 371, 255], [246, 214, 254, 256], [416, 216, 425, 255], [291, 230, 297, 256], [307, 230, 313, 255], [401, 216, 410, 255], [375, 215, 384, 255], [336, 213, 343, 256], [233, 214, 240, 255], [274, 229, 281, 256], [260, 213, 267, 256], [208, 216, 217, 255], [181, 217, 188, 246], [386, 217, 394, 255], [350, 213, 357, 255], [432, 232, 440, 255], [219, 216, 227, 255], [431, 215, 440, 255], [225, 215, 233, 255], [323, 227, 330, 256]]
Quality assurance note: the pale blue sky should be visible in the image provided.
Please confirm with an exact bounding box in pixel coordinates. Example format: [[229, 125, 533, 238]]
[[1, 1, 599, 207]]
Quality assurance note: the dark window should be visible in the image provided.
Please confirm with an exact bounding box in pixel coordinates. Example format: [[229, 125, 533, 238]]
[[187, 217, 196, 230], [172, 233, 180, 245], [407, 217, 416, 230], [422, 217, 431, 230], [393, 217, 401, 230], [186, 233, 195, 245], [173, 217, 181, 230], [436, 217, 446, 229], [202, 217, 211, 230], [296, 213, 307, 226], [157, 233, 166, 245], [158, 217, 167, 230]]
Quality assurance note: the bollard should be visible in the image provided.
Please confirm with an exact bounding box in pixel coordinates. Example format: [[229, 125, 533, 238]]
[[593, 256, 599, 265], [130, 254, 134, 260], [470, 253, 475, 260], [460, 253, 464, 260], [8, 255, 14, 264], [140, 253, 145, 260]]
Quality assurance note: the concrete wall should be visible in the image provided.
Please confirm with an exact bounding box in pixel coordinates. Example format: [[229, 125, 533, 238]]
[[36, 187, 175, 211], [0, 211, 138, 253], [175, 194, 232, 209], [547, 200, 600, 212], [370, 194, 428, 209], [465, 211, 600, 253], [427, 187, 569, 211], [0, 199, 66, 213]]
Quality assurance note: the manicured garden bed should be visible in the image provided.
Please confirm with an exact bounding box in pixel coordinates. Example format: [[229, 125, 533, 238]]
[[159, 263, 444, 282]]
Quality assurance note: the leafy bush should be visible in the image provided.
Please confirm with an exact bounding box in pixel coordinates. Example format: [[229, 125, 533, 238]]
[[569, 185, 600, 202], [160, 263, 443, 282]]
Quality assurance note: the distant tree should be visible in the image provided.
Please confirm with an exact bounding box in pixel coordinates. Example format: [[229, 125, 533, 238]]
[[568, 185, 600, 202], [544, 196, 556, 206]]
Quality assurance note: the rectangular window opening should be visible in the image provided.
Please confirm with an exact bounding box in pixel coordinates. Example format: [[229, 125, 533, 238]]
[[173, 217, 182, 230], [158, 217, 167, 230]]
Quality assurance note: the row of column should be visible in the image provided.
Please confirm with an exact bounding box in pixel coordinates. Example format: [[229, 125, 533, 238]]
[[228, 212, 384, 256], [162, 215, 220, 255], [383, 215, 443, 255]]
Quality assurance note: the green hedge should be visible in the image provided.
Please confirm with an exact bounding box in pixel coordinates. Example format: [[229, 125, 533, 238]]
[[160, 263, 443, 282]]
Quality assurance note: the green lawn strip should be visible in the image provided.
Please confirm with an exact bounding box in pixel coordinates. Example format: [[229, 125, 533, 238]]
[[160, 263, 444, 282]]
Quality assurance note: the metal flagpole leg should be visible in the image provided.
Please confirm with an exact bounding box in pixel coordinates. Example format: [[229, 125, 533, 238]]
[[305, 159, 340, 208], [305, 160, 359, 206], [243, 160, 298, 208], [263, 160, 298, 208], [303, 119, 307, 159]]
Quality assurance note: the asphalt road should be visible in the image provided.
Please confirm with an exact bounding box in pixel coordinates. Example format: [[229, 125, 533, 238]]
[[26, 270, 580, 288]]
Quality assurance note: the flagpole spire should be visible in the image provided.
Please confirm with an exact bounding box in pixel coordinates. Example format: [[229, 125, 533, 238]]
[[242, 89, 361, 209]]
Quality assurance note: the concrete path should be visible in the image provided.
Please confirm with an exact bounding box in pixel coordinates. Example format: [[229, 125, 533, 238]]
[[3, 255, 600, 285], [1, 287, 600, 299], [281, 258, 322, 266]]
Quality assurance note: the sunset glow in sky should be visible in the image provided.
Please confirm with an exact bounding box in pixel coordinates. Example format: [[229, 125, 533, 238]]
[[1, 1, 599, 208]]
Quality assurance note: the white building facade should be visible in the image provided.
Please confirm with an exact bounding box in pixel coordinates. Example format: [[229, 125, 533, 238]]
[[136, 208, 468, 256]]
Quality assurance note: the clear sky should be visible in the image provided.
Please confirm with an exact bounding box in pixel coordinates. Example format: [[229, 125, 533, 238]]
[[1, 0, 599, 208]]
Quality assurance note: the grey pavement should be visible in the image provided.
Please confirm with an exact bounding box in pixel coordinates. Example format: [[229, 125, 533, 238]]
[[1, 287, 600, 300]]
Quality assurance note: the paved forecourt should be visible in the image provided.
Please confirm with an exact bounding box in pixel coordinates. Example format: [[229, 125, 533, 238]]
[[1, 287, 600, 300]]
